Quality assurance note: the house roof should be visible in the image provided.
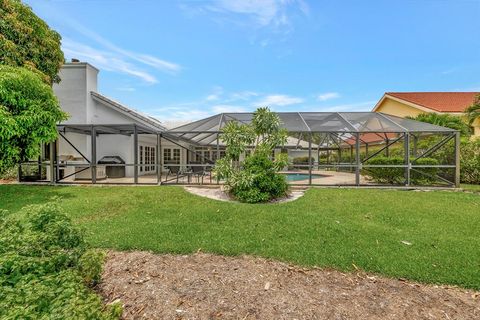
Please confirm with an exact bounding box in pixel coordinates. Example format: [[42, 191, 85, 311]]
[[91, 92, 166, 131], [384, 92, 479, 113]]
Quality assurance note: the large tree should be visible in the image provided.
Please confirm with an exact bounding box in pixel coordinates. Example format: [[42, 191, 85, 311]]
[[0, 0, 66, 174], [0, 65, 67, 173], [0, 0, 64, 84]]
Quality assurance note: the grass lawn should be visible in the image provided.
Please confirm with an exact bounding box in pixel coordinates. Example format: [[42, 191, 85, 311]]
[[1, 185, 479, 290], [462, 183, 480, 193]]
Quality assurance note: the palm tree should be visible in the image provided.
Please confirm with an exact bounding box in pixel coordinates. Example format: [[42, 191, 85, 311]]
[[465, 94, 480, 126]]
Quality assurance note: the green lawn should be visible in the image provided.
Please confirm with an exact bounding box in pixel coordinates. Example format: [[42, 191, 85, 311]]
[[462, 183, 480, 192], [1, 185, 479, 289]]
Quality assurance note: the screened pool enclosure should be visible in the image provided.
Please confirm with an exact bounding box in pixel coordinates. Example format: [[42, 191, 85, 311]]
[[19, 112, 460, 187]]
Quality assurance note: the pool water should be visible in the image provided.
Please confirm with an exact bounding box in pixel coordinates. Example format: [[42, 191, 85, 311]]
[[284, 173, 323, 182]]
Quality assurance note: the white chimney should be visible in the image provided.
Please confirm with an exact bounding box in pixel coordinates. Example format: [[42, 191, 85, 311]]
[[53, 62, 99, 124]]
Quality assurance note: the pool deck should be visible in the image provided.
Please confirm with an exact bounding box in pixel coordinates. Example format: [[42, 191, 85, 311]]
[[22, 170, 369, 186]]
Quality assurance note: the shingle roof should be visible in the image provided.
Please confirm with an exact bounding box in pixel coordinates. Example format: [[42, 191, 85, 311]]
[[386, 92, 479, 113]]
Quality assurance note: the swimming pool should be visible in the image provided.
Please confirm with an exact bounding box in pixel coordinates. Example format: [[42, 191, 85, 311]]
[[284, 173, 324, 182]]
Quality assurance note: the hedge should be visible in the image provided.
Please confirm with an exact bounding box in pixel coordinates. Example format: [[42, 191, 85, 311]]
[[364, 156, 439, 185], [460, 139, 480, 184]]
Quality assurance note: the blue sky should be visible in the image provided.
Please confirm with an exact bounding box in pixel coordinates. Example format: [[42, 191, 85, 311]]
[[27, 0, 480, 124]]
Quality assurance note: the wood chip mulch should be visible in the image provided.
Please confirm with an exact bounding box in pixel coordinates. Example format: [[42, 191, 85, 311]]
[[99, 251, 479, 320]]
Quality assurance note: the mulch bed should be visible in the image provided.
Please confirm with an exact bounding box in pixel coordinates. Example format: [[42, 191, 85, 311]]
[[100, 251, 479, 319]]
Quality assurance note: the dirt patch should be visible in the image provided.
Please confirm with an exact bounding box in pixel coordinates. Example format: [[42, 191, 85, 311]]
[[184, 186, 305, 203], [99, 251, 479, 319]]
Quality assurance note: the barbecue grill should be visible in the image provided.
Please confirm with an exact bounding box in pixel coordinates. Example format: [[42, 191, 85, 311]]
[[98, 156, 125, 178]]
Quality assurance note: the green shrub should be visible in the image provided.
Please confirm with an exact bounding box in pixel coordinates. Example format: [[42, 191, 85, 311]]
[[460, 138, 480, 184], [78, 249, 106, 286], [0, 202, 121, 319], [231, 153, 288, 203], [364, 156, 439, 185], [292, 156, 314, 164], [363, 157, 405, 184], [410, 158, 440, 185], [214, 107, 289, 203], [0, 167, 17, 180]]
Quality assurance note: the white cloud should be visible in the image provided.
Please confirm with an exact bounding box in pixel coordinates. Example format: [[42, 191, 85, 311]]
[[255, 94, 304, 107], [212, 104, 247, 113], [134, 54, 181, 74], [205, 86, 224, 101], [206, 94, 220, 101], [116, 87, 136, 92], [34, 3, 181, 82], [321, 100, 377, 112], [187, 0, 309, 30], [317, 92, 340, 101], [62, 39, 158, 84], [230, 91, 259, 101], [211, 0, 281, 27], [164, 109, 213, 122], [62, 17, 181, 75]]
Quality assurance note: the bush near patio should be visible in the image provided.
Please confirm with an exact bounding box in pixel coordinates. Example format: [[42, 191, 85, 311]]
[[460, 138, 480, 184], [0, 201, 121, 319], [214, 107, 289, 203], [364, 156, 439, 185]]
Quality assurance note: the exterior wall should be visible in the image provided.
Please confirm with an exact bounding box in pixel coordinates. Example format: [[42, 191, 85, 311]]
[[58, 132, 89, 160], [375, 98, 424, 118], [96, 134, 134, 176], [91, 99, 141, 124]]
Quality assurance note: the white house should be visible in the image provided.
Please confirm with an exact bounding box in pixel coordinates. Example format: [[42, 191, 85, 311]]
[[52, 60, 193, 183]]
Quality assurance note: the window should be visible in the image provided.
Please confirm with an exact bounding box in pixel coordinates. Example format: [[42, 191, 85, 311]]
[[163, 148, 180, 164], [150, 146, 155, 171], [194, 147, 211, 163], [146, 147, 150, 172], [140, 146, 143, 172], [173, 149, 180, 163]]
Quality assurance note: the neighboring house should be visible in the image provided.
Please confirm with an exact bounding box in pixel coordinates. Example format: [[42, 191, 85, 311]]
[[373, 92, 480, 137]]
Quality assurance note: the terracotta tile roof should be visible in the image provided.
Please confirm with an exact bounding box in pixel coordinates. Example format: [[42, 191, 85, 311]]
[[385, 92, 479, 113], [344, 132, 397, 145]]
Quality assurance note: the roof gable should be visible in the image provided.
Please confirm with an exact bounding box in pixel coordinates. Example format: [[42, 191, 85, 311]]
[[91, 92, 166, 131], [385, 92, 479, 113]]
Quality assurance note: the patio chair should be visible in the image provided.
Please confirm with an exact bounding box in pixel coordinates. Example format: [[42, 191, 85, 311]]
[[165, 162, 182, 183], [191, 164, 206, 184]]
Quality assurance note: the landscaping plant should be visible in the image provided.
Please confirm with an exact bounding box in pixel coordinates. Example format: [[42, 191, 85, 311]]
[[0, 200, 121, 319], [0, 66, 67, 174], [214, 107, 289, 203], [364, 156, 439, 185], [460, 138, 480, 184], [0, 0, 64, 84], [0, 0, 67, 174]]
